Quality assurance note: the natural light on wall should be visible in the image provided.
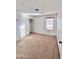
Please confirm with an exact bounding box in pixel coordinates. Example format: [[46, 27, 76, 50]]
[[46, 17, 54, 30], [20, 24, 26, 38]]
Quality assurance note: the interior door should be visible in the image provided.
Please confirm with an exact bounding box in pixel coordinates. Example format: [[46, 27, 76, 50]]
[[20, 13, 30, 38]]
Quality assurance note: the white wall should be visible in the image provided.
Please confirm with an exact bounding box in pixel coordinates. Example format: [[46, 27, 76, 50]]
[[21, 13, 30, 37], [57, 2, 62, 58], [31, 15, 57, 36], [57, 0, 62, 43], [16, 13, 30, 41], [16, 20, 21, 40], [57, 9, 62, 55], [57, 11, 62, 41]]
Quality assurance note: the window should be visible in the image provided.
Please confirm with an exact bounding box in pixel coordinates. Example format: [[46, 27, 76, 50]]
[[46, 17, 54, 30]]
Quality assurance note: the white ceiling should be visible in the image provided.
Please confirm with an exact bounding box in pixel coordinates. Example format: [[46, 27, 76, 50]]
[[16, 0, 61, 13]]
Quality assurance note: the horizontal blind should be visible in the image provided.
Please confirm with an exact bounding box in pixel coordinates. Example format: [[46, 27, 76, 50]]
[[46, 18, 54, 30]]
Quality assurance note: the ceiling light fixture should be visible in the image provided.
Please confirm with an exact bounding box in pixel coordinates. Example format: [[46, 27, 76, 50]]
[[35, 9, 39, 11]]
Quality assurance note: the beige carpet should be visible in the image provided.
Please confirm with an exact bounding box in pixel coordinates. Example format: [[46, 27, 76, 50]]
[[16, 33, 60, 59]]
